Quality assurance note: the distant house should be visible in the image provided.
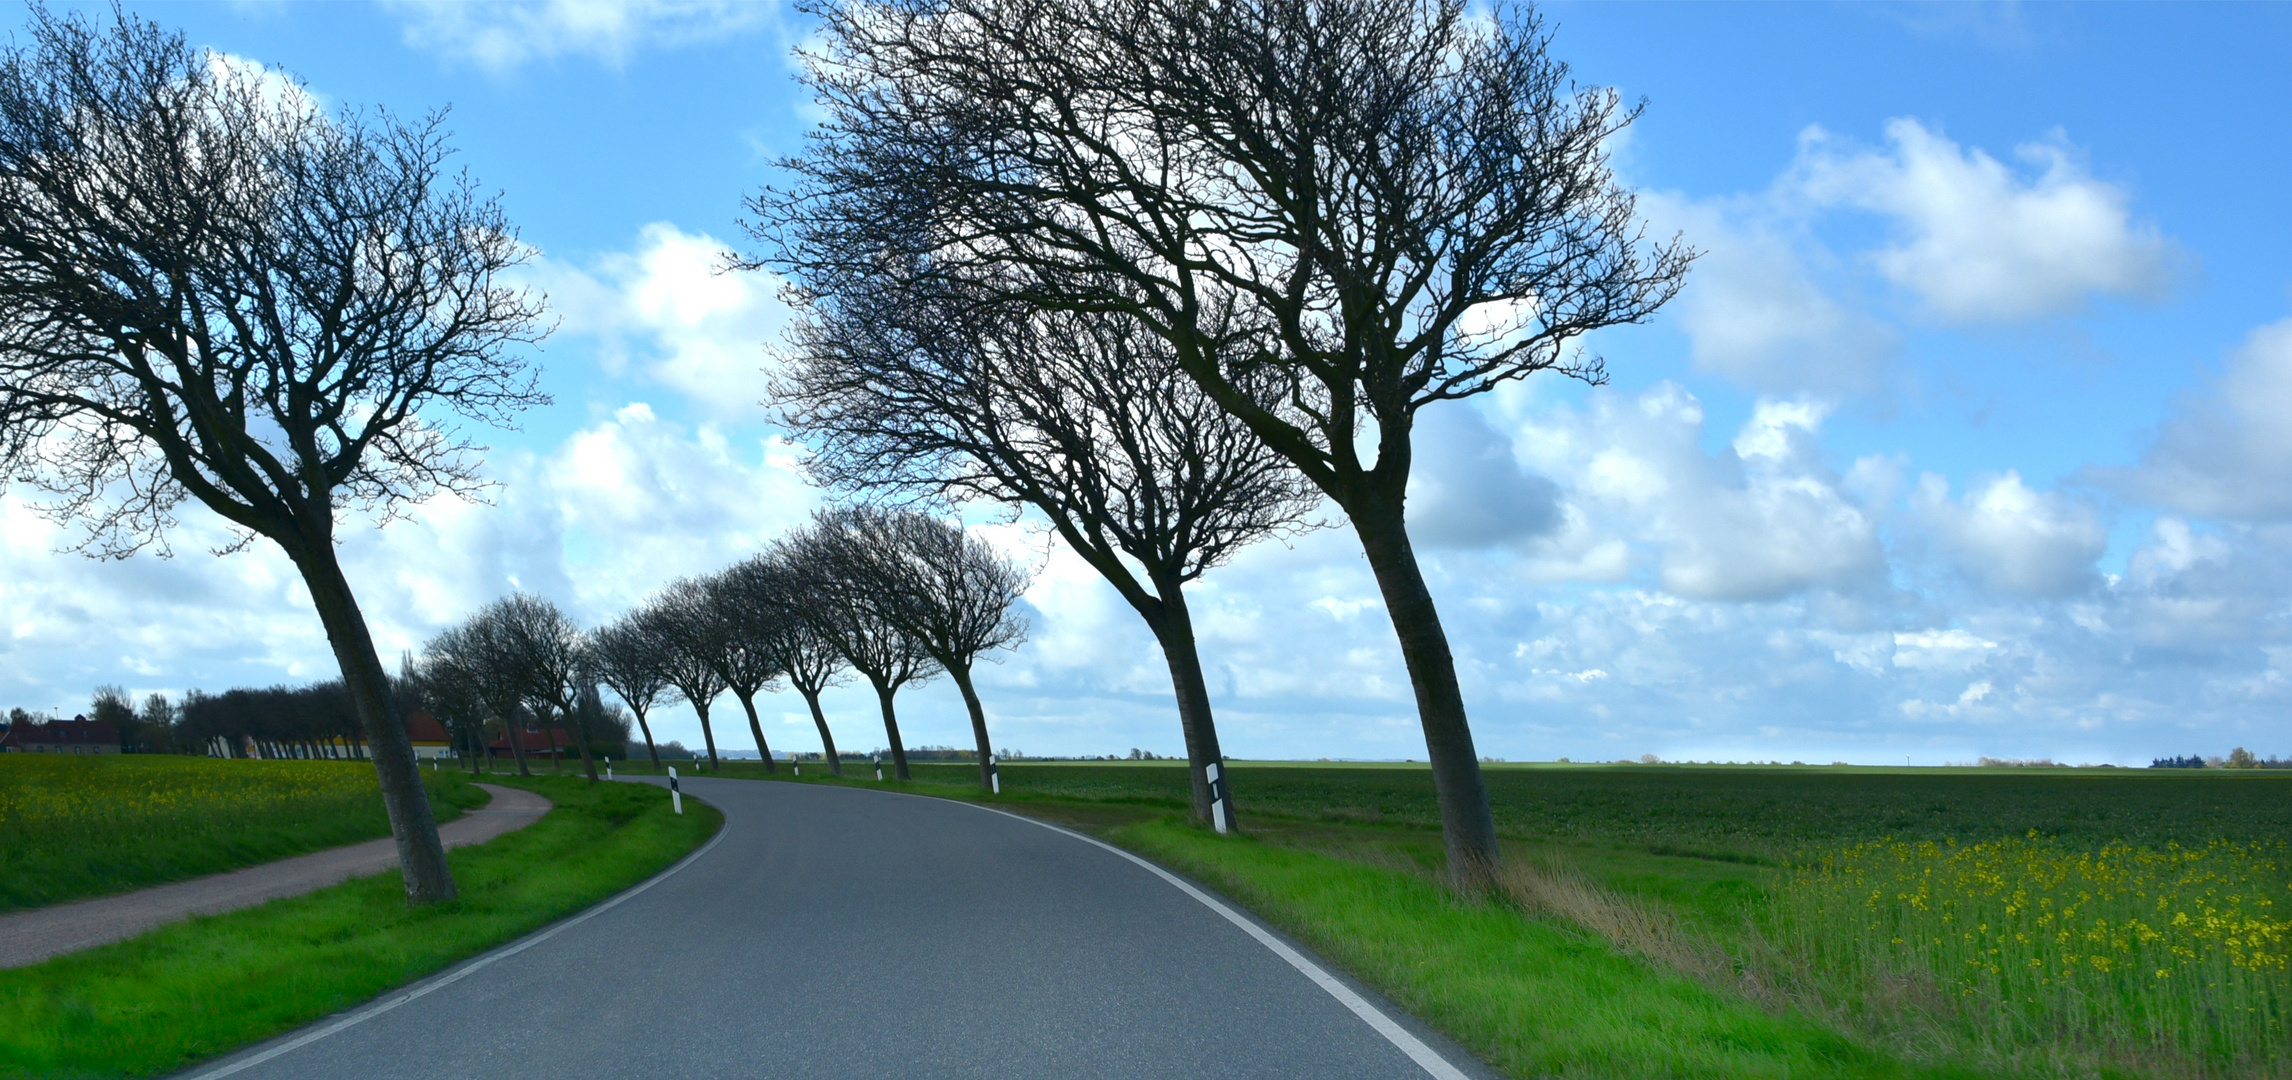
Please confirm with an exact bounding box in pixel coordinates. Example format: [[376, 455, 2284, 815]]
[[404, 712, 454, 760], [0, 714, 121, 754], [487, 724, 571, 761]]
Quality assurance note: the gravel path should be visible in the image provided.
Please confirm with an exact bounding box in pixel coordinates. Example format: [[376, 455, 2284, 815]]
[[0, 782, 551, 970]]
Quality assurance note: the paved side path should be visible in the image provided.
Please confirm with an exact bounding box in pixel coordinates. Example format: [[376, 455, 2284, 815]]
[[176, 776, 1494, 1080], [0, 783, 551, 970]]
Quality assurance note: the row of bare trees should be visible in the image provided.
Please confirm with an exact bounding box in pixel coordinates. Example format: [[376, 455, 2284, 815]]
[[0, 1, 1689, 898], [419, 506, 1030, 790], [746, 0, 1689, 885]]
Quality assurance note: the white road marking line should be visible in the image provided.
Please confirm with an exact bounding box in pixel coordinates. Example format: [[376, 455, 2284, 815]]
[[178, 801, 729, 1080], [967, 804, 1474, 1080]]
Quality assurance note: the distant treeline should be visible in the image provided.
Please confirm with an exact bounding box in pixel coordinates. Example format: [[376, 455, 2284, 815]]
[[14, 678, 634, 762], [2151, 750, 2290, 769]]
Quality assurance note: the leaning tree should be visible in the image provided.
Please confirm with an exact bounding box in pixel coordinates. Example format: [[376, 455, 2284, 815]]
[[771, 263, 1317, 828], [788, 513, 940, 780], [760, 0, 1689, 885], [812, 506, 1028, 791], [491, 593, 602, 783], [746, 546, 854, 775], [699, 562, 790, 772], [0, 11, 548, 903], [424, 600, 544, 777], [591, 609, 675, 770], [648, 577, 733, 769]]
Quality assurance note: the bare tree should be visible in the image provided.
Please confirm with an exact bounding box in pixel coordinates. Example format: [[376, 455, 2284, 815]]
[[649, 578, 732, 769], [592, 610, 675, 770], [788, 514, 940, 780], [0, 13, 547, 902], [697, 563, 789, 772], [415, 648, 493, 773], [773, 263, 1315, 827], [424, 605, 539, 777], [749, 545, 854, 775], [813, 507, 1028, 791], [758, 0, 1688, 885], [491, 593, 601, 783]]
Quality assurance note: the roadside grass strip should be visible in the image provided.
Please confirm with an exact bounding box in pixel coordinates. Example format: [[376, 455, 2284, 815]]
[[0, 757, 485, 912], [1106, 817, 1971, 1080], [0, 776, 720, 1080]]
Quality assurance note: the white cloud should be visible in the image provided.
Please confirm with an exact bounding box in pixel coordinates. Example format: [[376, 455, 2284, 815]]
[[1891, 629, 1997, 671], [2104, 318, 2292, 520], [1645, 191, 1897, 396], [1793, 118, 2178, 322], [1510, 388, 1883, 602], [385, 0, 773, 71], [0, 405, 815, 717], [525, 223, 790, 419], [1913, 470, 2106, 597]]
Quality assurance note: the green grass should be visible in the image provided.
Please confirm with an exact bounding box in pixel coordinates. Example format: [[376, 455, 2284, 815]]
[[0, 775, 720, 1079], [657, 757, 2292, 856], [681, 759, 2291, 1077], [0, 756, 487, 911], [1112, 817, 1980, 1080]]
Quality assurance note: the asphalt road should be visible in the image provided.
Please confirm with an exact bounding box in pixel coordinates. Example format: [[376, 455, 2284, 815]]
[[180, 775, 1492, 1080]]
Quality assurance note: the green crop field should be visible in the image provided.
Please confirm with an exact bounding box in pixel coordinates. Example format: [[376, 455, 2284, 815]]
[[0, 755, 486, 911], [895, 759, 2292, 855], [690, 758, 2290, 1078]]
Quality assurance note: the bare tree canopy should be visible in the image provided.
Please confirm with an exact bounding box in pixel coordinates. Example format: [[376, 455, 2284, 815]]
[[701, 561, 790, 772], [592, 610, 676, 770], [649, 577, 734, 769], [488, 593, 601, 783], [772, 267, 1312, 825], [0, 12, 549, 903], [786, 512, 940, 780], [758, 0, 1688, 885], [745, 545, 854, 775], [810, 506, 1028, 790]]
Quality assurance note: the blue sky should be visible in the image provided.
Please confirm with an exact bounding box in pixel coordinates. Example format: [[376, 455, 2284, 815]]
[[4, 2, 2290, 766]]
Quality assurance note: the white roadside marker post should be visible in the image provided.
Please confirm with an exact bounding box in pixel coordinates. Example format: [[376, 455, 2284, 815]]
[[1207, 761, 1230, 835], [874, 754, 883, 782], [988, 753, 1000, 795], [668, 766, 683, 815], [605, 756, 612, 780]]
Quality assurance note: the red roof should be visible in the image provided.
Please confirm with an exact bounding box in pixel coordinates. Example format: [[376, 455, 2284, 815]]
[[487, 726, 571, 753], [404, 712, 450, 743], [2, 716, 120, 749]]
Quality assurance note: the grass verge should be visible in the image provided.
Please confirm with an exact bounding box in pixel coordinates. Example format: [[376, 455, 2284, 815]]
[[0, 775, 719, 1079], [0, 757, 486, 911], [1109, 816, 1983, 1080]]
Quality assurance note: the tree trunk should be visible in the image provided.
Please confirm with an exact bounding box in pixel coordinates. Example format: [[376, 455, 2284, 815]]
[[1349, 499, 1500, 891], [870, 677, 911, 780], [288, 540, 457, 906], [568, 706, 599, 782], [1141, 576, 1235, 832], [694, 700, 720, 769], [799, 688, 841, 775], [504, 713, 532, 777], [738, 692, 777, 773], [946, 663, 996, 791], [632, 708, 662, 771]]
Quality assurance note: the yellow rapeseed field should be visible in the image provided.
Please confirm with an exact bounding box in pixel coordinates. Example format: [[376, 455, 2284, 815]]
[[1775, 830, 2291, 1071], [0, 755, 388, 909], [0, 753, 377, 831]]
